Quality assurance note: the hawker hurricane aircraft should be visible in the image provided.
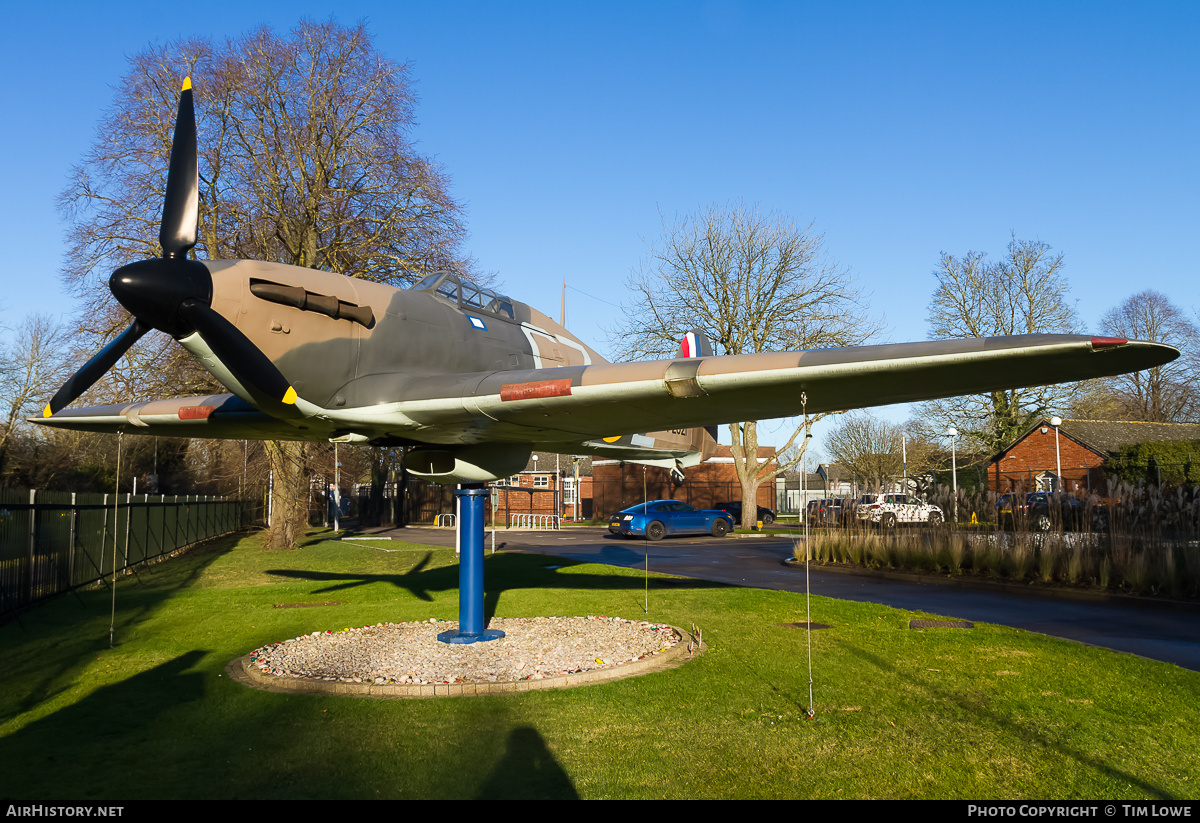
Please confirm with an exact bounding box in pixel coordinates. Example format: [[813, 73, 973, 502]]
[[35, 79, 1179, 487]]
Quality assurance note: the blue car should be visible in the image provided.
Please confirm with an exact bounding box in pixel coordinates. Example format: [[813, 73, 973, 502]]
[[608, 500, 735, 540]]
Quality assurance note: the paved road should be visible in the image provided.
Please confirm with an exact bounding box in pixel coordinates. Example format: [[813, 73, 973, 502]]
[[375, 525, 1200, 672]]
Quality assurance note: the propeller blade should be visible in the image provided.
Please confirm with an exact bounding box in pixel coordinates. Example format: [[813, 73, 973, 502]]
[[43, 320, 149, 417], [74, 81, 300, 424], [159, 77, 199, 260], [177, 299, 300, 415]]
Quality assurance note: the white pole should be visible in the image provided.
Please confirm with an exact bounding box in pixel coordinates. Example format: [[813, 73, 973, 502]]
[[110, 432, 122, 648], [947, 427, 958, 524], [1051, 416, 1063, 493], [801, 391, 814, 720], [333, 442, 340, 533]]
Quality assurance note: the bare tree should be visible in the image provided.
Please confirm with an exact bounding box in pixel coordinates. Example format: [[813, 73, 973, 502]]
[[1065, 378, 1125, 421], [0, 315, 71, 476], [611, 203, 881, 528], [919, 236, 1079, 456], [1095, 290, 1200, 422], [57, 21, 472, 547], [825, 413, 903, 489], [823, 414, 946, 492], [900, 417, 954, 494]]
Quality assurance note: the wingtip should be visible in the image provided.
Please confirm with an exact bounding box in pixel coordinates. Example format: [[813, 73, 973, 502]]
[[182, 76, 192, 92], [42, 404, 52, 419]]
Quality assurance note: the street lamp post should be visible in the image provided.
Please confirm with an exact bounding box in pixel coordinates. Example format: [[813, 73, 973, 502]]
[[947, 427, 958, 524], [1050, 416, 1063, 494]]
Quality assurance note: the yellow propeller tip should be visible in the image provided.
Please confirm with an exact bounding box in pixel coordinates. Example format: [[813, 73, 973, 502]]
[[182, 76, 192, 91], [43, 405, 53, 418], [282, 387, 297, 405]]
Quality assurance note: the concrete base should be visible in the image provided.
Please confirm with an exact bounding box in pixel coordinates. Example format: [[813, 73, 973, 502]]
[[436, 628, 506, 644]]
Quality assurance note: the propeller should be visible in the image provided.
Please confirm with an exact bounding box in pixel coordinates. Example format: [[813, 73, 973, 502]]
[[178, 299, 298, 407], [43, 320, 149, 418], [45, 77, 301, 418]]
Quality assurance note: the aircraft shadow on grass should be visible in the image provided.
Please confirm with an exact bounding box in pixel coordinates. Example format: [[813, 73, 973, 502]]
[[264, 551, 727, 622], [0, 651, 209, 794], [0, 649, 581, 799], [2, 537, 238, 722]]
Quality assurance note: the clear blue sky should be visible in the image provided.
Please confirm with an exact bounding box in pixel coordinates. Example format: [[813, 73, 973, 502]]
[[2, 1, 1196, 456]]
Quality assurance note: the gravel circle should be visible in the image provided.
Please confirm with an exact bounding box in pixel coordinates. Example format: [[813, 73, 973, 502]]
[[248, 616, 682, 686]]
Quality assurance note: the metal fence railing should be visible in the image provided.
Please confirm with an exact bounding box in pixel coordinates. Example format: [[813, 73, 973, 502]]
[[0, 488, 248, 618], [508, 513, 561, 530]]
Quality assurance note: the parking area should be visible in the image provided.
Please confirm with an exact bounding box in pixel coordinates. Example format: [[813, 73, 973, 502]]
[[371, 524, 1200, 672]]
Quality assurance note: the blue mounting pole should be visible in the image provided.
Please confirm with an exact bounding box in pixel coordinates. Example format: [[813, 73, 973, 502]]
[[438, 486, 505, 644]]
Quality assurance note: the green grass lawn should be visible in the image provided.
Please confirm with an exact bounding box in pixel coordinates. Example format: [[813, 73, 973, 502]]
[[1, 530, 1197, 799]]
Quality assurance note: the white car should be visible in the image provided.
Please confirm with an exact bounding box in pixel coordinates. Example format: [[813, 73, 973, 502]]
[[855, 493, 943, 527]]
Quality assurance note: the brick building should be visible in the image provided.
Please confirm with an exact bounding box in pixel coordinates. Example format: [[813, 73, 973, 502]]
[[488, 452, 594, 523], [592, 445, 776, 516], [403, 445, 778, 523], [989, 418, 1200, 495]]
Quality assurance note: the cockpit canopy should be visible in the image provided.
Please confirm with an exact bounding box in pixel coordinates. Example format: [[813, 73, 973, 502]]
[[410, 272, 515, 320]]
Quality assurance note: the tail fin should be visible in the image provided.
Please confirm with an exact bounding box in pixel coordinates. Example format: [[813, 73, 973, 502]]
[[678, 329, 714, 359], [679, 329, 719, 443]]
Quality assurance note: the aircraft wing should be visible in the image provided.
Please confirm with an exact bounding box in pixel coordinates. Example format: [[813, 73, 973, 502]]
[[37, 335, 1177, 447], [35, 394, 317, 440], [359, 334, 1176, 443]]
